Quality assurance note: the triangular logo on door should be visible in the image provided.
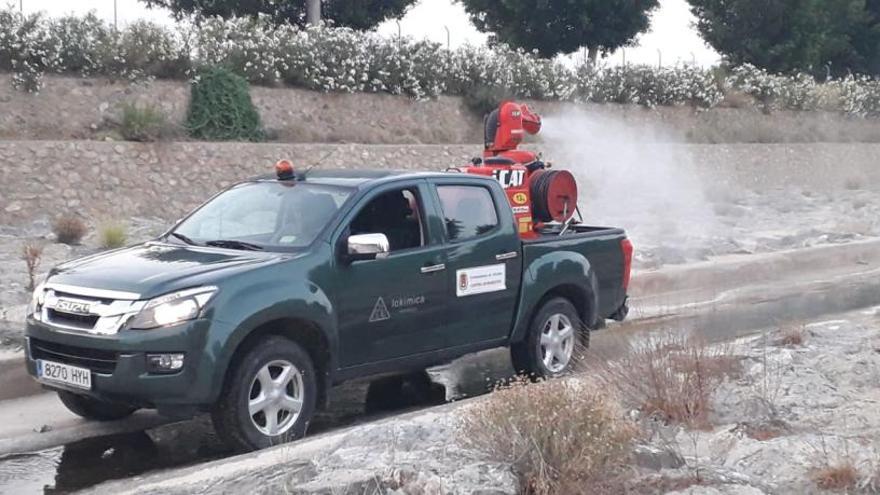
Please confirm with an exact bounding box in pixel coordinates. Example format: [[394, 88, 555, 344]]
[[369, 297, 391, 322]]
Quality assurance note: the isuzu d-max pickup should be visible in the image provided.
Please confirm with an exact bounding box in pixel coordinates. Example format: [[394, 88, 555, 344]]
[[25, 167, 631, 451]]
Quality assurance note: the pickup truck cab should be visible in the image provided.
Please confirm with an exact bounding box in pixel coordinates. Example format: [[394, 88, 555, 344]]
[[25, 168, 631, 451]]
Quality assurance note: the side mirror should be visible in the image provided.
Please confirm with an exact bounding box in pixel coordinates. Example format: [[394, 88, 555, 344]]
[[346, 233, 390, 262]]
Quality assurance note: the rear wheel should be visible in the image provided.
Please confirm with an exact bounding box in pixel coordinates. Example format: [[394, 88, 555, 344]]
[[57, 391, 137, 421], [212, 336, 317, 452], [511, 297, 587, 379]]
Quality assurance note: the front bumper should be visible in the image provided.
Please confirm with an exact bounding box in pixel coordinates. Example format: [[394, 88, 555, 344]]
[[25, 316, 227, 408]]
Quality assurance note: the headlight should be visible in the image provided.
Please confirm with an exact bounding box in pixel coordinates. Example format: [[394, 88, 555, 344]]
[[28, 280, 47, 320], [127, 287, 218, 330]]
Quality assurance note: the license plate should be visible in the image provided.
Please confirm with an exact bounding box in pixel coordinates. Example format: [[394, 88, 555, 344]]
[[36, 360, 92, 390]]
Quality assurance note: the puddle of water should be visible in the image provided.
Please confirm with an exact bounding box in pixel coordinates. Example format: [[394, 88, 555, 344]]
[[0, 418, 230, 495]]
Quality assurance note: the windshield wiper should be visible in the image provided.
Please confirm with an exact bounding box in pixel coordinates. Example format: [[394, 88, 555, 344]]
[[205, 239, 264, 251], [169, 232, 198, 246]]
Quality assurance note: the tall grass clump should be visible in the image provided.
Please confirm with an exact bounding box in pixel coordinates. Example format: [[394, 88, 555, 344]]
[[459, 378, 635, 494], [590, 332, 740, 428], [99, 222, 127, 249], [119, 102, 168, 142]]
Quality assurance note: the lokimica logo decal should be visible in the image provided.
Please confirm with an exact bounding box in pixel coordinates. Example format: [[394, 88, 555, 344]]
[[368, 297, 391, 323], [512, 192, 528, 205]]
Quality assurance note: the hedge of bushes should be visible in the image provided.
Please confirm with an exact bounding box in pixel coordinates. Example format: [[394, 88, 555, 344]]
[[5, 8, 880, 116]]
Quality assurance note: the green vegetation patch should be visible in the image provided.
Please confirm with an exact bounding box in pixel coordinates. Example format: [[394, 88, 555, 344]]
[[186, 67, 265, 142]]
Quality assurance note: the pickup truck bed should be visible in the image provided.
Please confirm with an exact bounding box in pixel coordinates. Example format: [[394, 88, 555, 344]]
[[523, 225, 628, 321]]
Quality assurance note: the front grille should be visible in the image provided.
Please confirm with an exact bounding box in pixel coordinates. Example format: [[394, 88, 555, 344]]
[[30, 338, 118, 374], [47, 309, 100, 330], [52, 290, 112, 306]]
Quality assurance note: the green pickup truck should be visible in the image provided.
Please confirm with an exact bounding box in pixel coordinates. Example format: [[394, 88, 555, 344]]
[[25, 168, 631, 451]]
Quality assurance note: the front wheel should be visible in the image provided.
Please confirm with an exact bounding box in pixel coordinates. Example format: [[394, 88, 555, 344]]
[[511, 297, 587, 379], [57, 391, 137, 421], [211, 336, 317, 452]]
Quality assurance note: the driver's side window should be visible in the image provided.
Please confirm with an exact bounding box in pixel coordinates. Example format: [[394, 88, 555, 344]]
[[350, 188, 425, 252]]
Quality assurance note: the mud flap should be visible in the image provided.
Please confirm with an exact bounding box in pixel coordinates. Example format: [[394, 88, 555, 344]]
[[611, 297, 629, 322]]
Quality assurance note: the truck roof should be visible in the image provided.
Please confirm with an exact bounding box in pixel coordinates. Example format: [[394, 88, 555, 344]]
[[250, 168, 493, 188]]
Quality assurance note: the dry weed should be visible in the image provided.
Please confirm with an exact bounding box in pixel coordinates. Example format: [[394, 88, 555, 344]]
[[52, 214, 88, 245], [589, 332, 740, 429], [754, 332, 785, 410], [21, 242, 44, 291], [458, 377, 635, 495], [776, 324, 806, 347], [810, 436, 860, 492], [812, 464, 859, 491], [844, 177, 864, 190], [739, 419, 790, 441]]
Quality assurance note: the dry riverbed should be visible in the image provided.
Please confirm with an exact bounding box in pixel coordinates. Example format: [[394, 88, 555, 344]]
[[81, 308, 880, 494], [629, 308, 880, 494]]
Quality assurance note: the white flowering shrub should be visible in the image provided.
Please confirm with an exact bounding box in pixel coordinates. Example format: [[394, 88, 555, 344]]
[[5, 7, 880, 116], [194, 16, 281, 85], [0, 10, 62, 92], [107, 20, 189, 80], [280, 26, 379, 93], [50, 13, 112, 76], [577, 64, 723, 108]]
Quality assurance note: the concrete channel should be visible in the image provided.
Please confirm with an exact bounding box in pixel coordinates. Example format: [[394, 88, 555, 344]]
[[0, 239, 878, 494]]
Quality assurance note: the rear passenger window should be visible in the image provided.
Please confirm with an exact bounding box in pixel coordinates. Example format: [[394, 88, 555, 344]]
[[436, 185, 499, 241]]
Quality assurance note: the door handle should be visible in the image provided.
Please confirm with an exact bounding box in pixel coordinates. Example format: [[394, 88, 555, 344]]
[[421, 263, 446, 274], [496, 251, 518, 261]]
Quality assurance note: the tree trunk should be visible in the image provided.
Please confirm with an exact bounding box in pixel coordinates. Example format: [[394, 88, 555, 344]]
[[306, 0, 321, 26], [588, 46, 599, 67]]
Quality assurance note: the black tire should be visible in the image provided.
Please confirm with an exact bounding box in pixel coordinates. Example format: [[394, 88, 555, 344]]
[[511, 297, 588, 379], [211, 336, 317, 452], [57, 391, 137, 421]]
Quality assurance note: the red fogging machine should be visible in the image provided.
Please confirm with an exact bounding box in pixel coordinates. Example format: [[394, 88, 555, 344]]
[[453, 101, 579, 239]]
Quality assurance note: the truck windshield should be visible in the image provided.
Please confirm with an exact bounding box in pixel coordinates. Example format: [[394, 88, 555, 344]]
[[170, 181, 353, 251]]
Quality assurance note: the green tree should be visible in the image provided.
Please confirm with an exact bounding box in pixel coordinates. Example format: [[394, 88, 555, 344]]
[[688, 0, 880, 77], [457, 0, 660, 60], [139, 0, 416, 30]]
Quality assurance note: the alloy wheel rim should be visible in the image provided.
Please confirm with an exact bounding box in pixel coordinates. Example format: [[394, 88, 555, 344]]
[[247, 359, 304, 436], [540, 313, 575, 373]]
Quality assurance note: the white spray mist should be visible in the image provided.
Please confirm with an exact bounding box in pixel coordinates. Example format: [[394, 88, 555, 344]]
[[538, 106, 721, 267]]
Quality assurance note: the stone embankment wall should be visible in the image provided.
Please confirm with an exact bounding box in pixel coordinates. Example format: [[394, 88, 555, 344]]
[[3, 75, 880, 144], [1, 141, 878, 226]]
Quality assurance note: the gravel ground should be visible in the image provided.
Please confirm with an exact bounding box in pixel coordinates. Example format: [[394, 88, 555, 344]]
[[638, 307, 880, 494], [585, 181, 880, 271]]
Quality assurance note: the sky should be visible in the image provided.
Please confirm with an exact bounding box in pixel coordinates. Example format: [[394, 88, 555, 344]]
[[19, 0, 721, 67]]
